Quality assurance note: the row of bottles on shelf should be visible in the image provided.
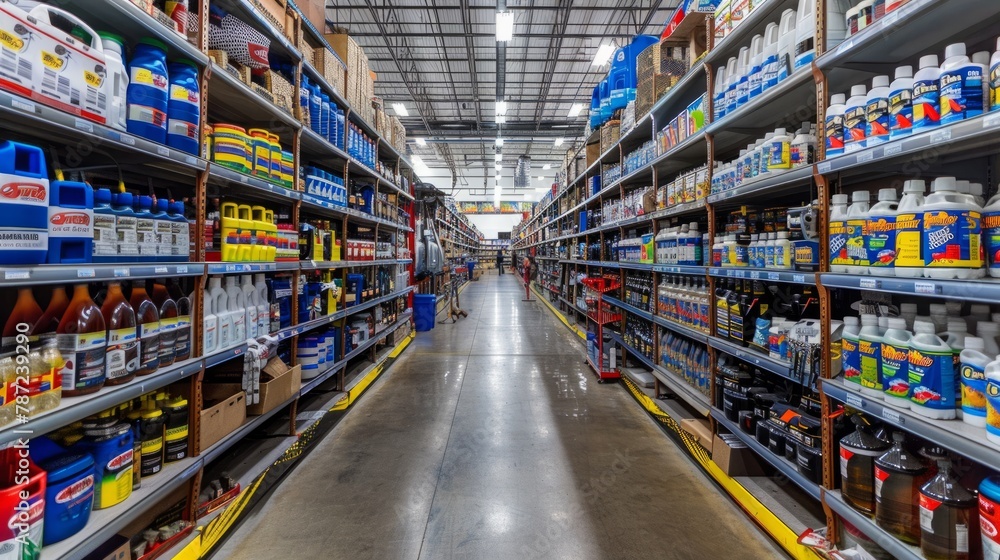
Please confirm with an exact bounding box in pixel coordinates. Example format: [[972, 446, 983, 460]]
[[302, 75, 347, 150], [205, 200, 281, 262], [659, 166, 709, 208], [840, 300, 1000, 438], [660, 330, 710, 395], [840, 416, 1000, 559], [829, 176, 1000, 279], [654, 222, 706, 266], [623, 272, 653, 312], [2, 387, 190, 552], [209, 124, 294, 188], [714, 204, 821, 271], [713, 231, 793, 269], [201, 275, 272, 355], [0, 279, 194, 426], [657, 277, 710, 334], [715, 280, 820, 361], [622, 318, 654, 361], [711, 124, 817, 195], [827, 39, 1000, 156]]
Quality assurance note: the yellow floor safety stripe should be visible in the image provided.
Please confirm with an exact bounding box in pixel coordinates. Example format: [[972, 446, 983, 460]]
[[180, 330, 415, 558]]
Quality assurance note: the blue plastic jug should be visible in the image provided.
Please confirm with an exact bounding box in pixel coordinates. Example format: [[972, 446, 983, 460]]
[[590, 85, 602, 128], [0, 140, 49, 264], [168, 201, 190, 261], [92, 188, 116, 263], [309, 84, 322, 135], [47, 180, 94, 264], [599, 78, 611, 123], [152, 199, 173, 262], [133, 195, 157, 262], [127, 38, 169, 143], [166, 60, 200, 155], [111, 192, 139, 261], [320, 93, 332, 141]]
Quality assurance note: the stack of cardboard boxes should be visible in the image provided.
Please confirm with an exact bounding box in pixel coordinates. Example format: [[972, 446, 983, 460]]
[[326, 32, 376, 126]]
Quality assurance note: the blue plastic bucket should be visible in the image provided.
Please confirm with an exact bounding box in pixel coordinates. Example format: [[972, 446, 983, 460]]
[[39, 453, 95, 545], [414, 294, 436, 331]]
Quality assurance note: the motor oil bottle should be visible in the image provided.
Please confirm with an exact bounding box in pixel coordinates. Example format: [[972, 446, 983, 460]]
[[942, 319, 970, 395], [882, 317, 912, 407], [134, 196, 157, 262], [894, 179, 926, 277], [865, 75, 892, 146], [152, 199, 173, 263], [842, 316, 862, 386], [981, 185, 1000, 277], [92, 188, 116, 262], [793, 0, 816, 69], [875, 431, 935, 544], [100, 282, 138, 386], [111, 192, 139, 261], [830, 193, 850, 271], [225, 276, 246, 342], [3, 288, 42, 345], [30, 285, 69, 343], [724, 57, 738, 116], [988, 356, 1000, 446], [220, 202, 240, 261], [726, 282, 742, 344], [845, 190, 871, 274], [255, 273, 270, 335], [761, 22, 781, 92], [940, 43, 986, 126], [78, 415, 134, 507], [716, 281, 732, 340], [168, 282, 191, 361], [844, 84, 869, 153], [151, 282, 177, 367], [867, 188, 899, 276], [909, 320, 958, 419], [959, 336, 990, 428], [238, 204, 256, 261], [162, 396, 188, 463], [923, 176, 984, 279], [914, 55, 942, 131], [889, 65, 915, 139], [130, 281, 160, 376], [138, 400, 164, 477], [825, 93, 848, 157], [841, 415, 892, 516], [46, 180, 94, 264], [859, 314, 885, 398], [919, 458, 981, 560], [209, 277, 231, 349], [57, 284, 107, 396]]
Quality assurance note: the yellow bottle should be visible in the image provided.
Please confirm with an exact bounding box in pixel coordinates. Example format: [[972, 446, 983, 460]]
[[237, 204, 255, 261], [251, 206, 270, 261], [261, 208, 278, 261], [220, 202, 240, 262]]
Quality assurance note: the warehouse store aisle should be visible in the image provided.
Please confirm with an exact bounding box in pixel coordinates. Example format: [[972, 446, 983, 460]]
[[218, 273, 783, 560]]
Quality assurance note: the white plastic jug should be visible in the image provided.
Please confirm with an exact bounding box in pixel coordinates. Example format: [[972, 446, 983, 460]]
[[899, 303, 917, 331], [776, 9, 797, 82], [98, 33, 129, 131], [913, 55, 941, 131], [986, 355, 1000, 445], [241, 275, 259, 339], [748, 34, 765, 100], [844, 84, 869, 153], [209, 277, 232, 349], [842, 316, 861, 386], [959, 336, 991, 427], [225, 276, 246, 341], [830, 193, 850, 272], [255, 273, 270, 335], [761, 22, 781, 91], [908, 320, 957, 419], [922, 176, 984, 279], [736, 46, 751, 107], [858, 314, 883, 397], [888, 66, 914, 139], [201, 288, 218, 354], [894, 179, 925, 277], [845, 190, 871, 274], [725, 57, 739, 116], [826, 93, 848, 157], [865, 75, 891, 146], [881, 317, 912, 408], [867, 188, 899, 277], [939, 43, 986, 125]]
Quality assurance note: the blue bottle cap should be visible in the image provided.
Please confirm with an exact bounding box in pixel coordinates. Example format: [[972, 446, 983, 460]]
[[138, 195, 153, 210], [155, 199, 169, 212], [115, 192, 133, 207], [95, 188, 112, 205]]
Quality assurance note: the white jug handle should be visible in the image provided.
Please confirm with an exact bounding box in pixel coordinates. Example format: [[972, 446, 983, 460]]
[[28, 4, 104, 52]]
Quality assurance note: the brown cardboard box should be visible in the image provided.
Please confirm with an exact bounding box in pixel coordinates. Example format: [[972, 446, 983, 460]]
[[247, 358, 302, 416], [200, 384, 246, 451], [680, 418, 713, 451], [712, 435, 766, 477], [252, 0, 288, 36]]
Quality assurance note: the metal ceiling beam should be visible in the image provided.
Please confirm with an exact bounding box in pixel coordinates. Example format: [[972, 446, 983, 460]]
[[345, 32, 641, 38], [331, 4, 665, 10]]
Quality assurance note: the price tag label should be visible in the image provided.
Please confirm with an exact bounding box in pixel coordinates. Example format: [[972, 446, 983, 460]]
[[225, 264, 239, 272], [846, 393, 864, 408], [119, 133, 136, 146], [881, 11, 899, 27], [860, 278, 878, 289], [984, 113, 1000, 129], [882, 407, 902, 424], [74, 118, 93, 133], [750, 271, 760, 279], [768, 272, 780, 281], [857, 151, 874, 163], [154, 266, 168, 274], [793, 274, 806, 283], [11, 99, 35, 113], [930, 129, 952, 143], [817, 162, 832, 174], [177, 265, 189, 274], [3, 270, 29, 280], [884, 143, 902, 156], [914, 281, 937, 294], [77, 268, 95, 278], [113, 268, 130, 278], [157, 146, 170, 156]]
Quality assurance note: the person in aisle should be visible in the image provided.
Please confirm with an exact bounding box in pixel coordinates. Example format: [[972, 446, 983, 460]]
[[522, 254, 535, 301], [497, 248, 504, 274]]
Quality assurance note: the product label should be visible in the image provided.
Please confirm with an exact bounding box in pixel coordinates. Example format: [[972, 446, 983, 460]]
[[923, 210, 982, 269], [846, 218, 869, 267], [919, 494, 941, 533], [165, 422, 188, 461], [154, 218, 173, 256], [859, 338, 882, 392], [840, 448, 853, 480], [895, 212, 923, 268], [137, 321, 160, 371], [47, 207, 93, 239], [169, 84, 199, 106], [116, 215, 138, 256], [909, 346, 956, 410], [983, 212, 1000, 270], [913, 79, 941, 129], [889, 87, 914, 138], [54, 474, 94, 505], [127, 104, 167, 129], [95, 447, 133, 509], [825, 114, 846, 155], [762, 54, 780, 89], [981, 493, 1000, 558], [830, 219, 849, 266], [960, 361, 987, 419], [136, 217, 157, 256], [866, 96, 891, 144], [57, 332, 107, 391], [175, 314, 191, 358], [131, 67, 167, 92], [790, 141, 814, 167], [875, 465, 889, 499], [93, 212, 116, 256], [986, 378, 1000, 439], [158, 316, 178, 362], [716, 295, 730, 339], [844, 105, 867, 152], [991, 62, 1000, 111], [167, 118, 198, 141], [940, 67, 985, 125], [769, 140, 791, 170], [867, 216, 897, 268], [0, 228, 47, 251], [106, 326, 138, 380], [882, 341, 909, 398]]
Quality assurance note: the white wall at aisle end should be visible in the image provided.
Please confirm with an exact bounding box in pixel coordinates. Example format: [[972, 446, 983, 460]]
[[464, 214, 521, 239]]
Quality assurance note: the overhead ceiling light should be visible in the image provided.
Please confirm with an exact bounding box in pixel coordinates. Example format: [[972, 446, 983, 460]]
[[543, 164, 551, 170], [495, 115, 507, 124], [495, 101, 508, 116], [494, 163, 502, 171], [415, 138, 426, 146], [592, 43, 616, 67], [494, 192, 502, 207], [495, 138, 504, 147], [494, 153, 502, 162], [537, 176, 545, 181], [568, 103, 584, 117], [391, 103, 409, 117], [553, 137, 564, 147], [496, 11, 514, 42]]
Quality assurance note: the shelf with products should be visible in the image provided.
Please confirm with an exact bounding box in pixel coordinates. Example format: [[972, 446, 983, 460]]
[[822, 490, 923, 560], [207, 63, 301, 132], [0, 263, 204, 286], [652, 315, 709, 344], [272, 286, 415, 342], [604, 295, 654, 322], [214, 0, 301, 62], [708, 268, 814, 285], [608, 332, 656, 371], [707, 161, 816, 206], [706, 336, 807, 387], [820, 273, 1000, 303]]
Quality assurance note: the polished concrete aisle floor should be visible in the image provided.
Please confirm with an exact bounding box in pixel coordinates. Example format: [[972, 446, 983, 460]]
[[219, 273, 784, 560]]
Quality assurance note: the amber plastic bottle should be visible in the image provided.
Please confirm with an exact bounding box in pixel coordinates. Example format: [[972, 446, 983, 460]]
[[56, 284, 108, 396], [101, 282, 139, 386], [3, 288, 43, 345], [151, 283, 178, 366], [30, 286, 70, 339], [130, 281, 160, 376]]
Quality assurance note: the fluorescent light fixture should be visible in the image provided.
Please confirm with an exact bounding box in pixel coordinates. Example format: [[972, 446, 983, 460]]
[[495, 101, 508, 116], [537, 176, 544, 181], [494, 192, 502, 207], [391, 103, 409, 116], [543, 164, 551, 170], [495, 175, 502, 182], [494, 164, 502, 171], [496, 11, 514, 42], [494, 153, 502, 162], [553, 137, 564, 147], [592, 43, 615, 66], [568, 103, 584, 117], [411, 155, 424, 165], [495, 115, 507, 124], [495, 138, 504, 147], [415, 137, 426, 146]]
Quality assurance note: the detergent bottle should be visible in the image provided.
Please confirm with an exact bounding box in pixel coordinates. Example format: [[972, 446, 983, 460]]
[[225, 276, 246, 342], [251, 206, 269, 261], [793, 0, 816, 69], [825, 93, 848, 157], [735, 46, 751, 108], [845, 190, 871, 274], [724, 57, 739, 115], [829, 193, 850, 271], [959, 336, 990, 427], [47, 180, 94, 264], [151, 282, 177, 367], [899, 303, 918, 330], [888, 65, 914, 139], [126, 38, 169, 144], [776, 9, 797, 83], [169, 201, 190, 261], [57, 284, 107, 396], [909, 319, 957, 419], [922, 176, 984, 279], [238, 204, 256, 261], [98, 32, 129, 131], [209, 277, 232, 349], [92, 188, 116, 262], [842, 316, 862, 386], [714, 66, 728, 120], [241, 275, 259, 339], [255, 273, 270, 335], [865, 75, 891, 146], [220, 202, 240, 261], [101, 281, 138, 386], [130, 280, 160, 376], [867, 188, 899, 276], [166, 59, 200, 155], [201, 286, 218, 354], [939, 43, 986, 125], [761, 22, 781, 92], [112, 192, 139, 261], [30, 286, 69, 341], [748, 34, 765, 100], [913, 55, 942, 131], [881, 318, 912, 406], [844, 84, 869, 153], [134, 196, 158, 262], [858, 314, 884, 398], [152, 199, 173, 263], [894, 179, 926, 277]]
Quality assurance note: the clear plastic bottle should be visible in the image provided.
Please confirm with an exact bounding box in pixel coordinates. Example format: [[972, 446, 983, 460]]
[[57, 284, 107, 396], [130, 281, 160, 376], [101, 282, 138, 386], [840, 415, 891, 515]]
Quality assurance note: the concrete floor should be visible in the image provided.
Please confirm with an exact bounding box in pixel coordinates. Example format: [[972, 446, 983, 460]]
[[218, 273, 785, 560]]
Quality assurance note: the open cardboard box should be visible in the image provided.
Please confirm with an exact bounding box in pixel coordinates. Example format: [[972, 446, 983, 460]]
[[680, 418, 713, 452], [200, 384, 246, 451], [712, 434, 765, 477], [249, 357, 301, 416]]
